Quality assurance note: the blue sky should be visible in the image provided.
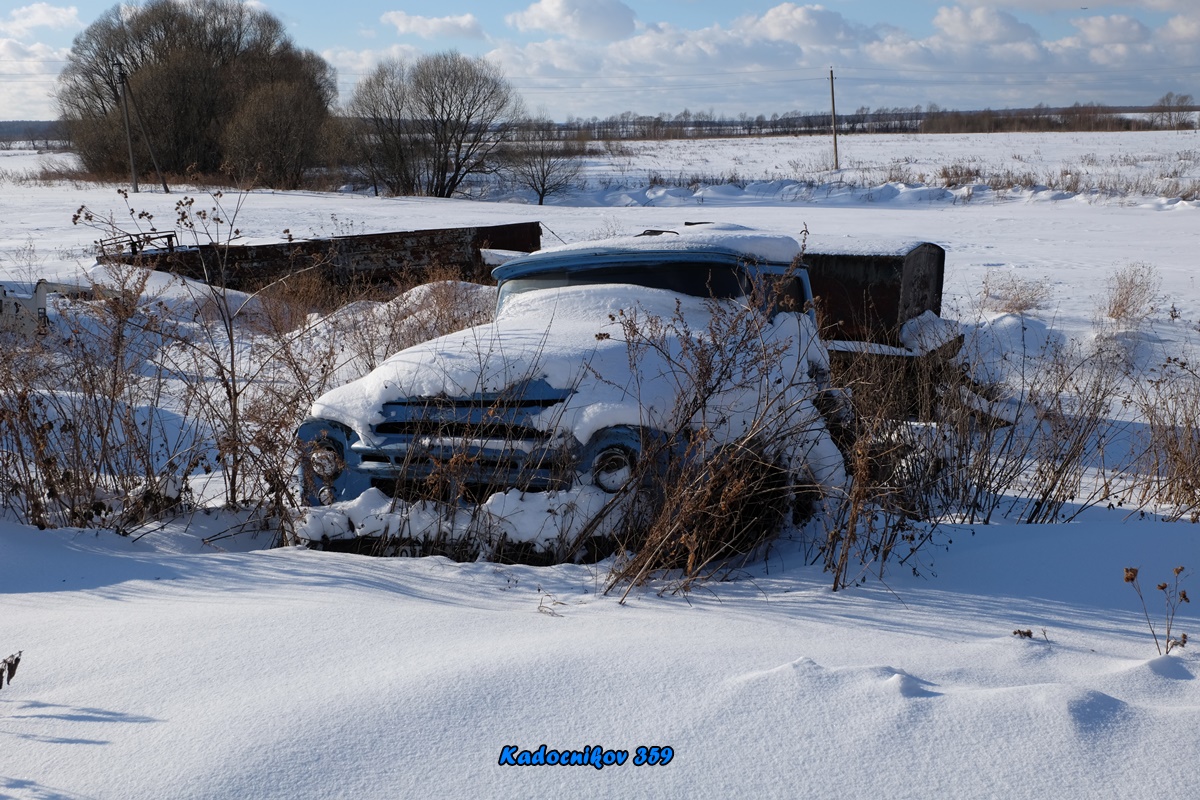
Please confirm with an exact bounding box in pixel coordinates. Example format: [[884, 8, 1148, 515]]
[[2, 1, 1198, 120]]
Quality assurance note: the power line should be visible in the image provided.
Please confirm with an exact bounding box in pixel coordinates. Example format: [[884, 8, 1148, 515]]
[[504, 68, 1197, 91], [839, 63, 1200, 76], [841, 75, 1185, 88], [512, 77, 828, 94], [505, 67, 832, 81]]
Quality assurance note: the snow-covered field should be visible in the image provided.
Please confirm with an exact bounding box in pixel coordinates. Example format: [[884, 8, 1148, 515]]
[[584, 130, 1200, 201], [2, 131, 1199, 799]]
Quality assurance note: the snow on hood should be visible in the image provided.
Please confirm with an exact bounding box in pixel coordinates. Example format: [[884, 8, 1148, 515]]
[[308, 282, 826, 448], [312, 285, 711, 441]]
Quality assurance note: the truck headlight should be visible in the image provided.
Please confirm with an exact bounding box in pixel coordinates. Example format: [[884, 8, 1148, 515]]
[[591, 446, 634, 493]]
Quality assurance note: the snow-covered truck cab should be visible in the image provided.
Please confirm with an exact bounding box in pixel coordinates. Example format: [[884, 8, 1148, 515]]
[[491, 236, 815, 321], [296, 225, 834, 526]]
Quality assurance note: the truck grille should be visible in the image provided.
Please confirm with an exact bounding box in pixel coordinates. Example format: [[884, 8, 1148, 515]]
[[352, 378, 576, 503]]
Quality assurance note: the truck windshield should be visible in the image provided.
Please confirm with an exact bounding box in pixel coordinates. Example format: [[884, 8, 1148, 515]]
[[496, 263, 750, 312]]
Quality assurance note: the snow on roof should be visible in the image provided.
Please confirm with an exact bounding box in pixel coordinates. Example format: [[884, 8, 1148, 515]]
[[802, 234, 940, 258], [480, 248, 527, 266], [497, 226, 941, 283], [514, 223, 805, 265]]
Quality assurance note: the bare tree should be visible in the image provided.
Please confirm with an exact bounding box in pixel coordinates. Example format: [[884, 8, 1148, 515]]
[[345, 60, 421, 195], [347, 52, 523, 198], [409, 52, 523, 197], [56, 0, 336, 183], [506, 116, 584, 204], [1153, 92, 1196, 130]]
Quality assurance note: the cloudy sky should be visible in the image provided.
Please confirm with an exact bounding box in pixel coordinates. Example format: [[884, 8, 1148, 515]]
[[2, 1, 1198, 121]]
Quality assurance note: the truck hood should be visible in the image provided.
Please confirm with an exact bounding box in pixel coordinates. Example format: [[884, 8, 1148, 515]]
[[309, 284, 741, 446]]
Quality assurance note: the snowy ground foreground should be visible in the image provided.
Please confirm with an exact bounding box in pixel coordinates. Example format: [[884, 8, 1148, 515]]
[[1, 131, 1199, 797], [2, 516, 1197, 799]]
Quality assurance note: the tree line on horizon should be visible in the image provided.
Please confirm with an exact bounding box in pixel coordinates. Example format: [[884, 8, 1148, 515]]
[[36, 0, 1200, 198]]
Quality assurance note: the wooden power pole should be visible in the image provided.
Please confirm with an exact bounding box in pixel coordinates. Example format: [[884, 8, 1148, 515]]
[[116, 61, 139, 193], [829, 67, 839, 171], [113, 61, 169, 194]]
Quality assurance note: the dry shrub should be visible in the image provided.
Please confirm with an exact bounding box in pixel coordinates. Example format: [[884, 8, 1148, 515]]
[[981, 270, 1052, 314], [825, 315, 1129, 549], [45, 191, 502, 544], [939, 161, 982, 187], [0, 264, 202, 530], [985, 169, 1039, 191], [960, 330, 1127, 524], [1135, 355, 1200, 519], [602, 274, 842, 596], [54, 195, 386, 537], [818, 335, 985, 588], [1101, 262, 1160, 327], [1124, 565, 1190, 655], [1015, 339, 1126, 523], [607, 433, 796, 597]]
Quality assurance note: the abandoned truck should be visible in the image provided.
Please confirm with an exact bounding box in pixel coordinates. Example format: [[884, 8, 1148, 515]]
[[295, 224, 954, 560]]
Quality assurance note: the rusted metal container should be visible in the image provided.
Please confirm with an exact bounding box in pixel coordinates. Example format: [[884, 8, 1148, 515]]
[[104, 222, 542, 290], [803, 238, 946, 346]]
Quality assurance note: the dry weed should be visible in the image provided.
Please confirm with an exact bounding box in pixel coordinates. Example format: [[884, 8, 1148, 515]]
[[1101, 262, 1160, 327], [601, 269, 843, 595], [981, 270, 1052, 314], [1135, 354, 1200, 518]]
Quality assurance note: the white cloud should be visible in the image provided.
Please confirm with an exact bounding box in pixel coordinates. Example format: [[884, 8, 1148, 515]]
[[332, 3, 1200, 119], [488, 38, 607, 77], [507, 0, 637, 42], [0, 38, 68, 119], [1160, 13, 1200, 43], [1071, 14, 1152, 45], [1086, 41, 1155, 66], [323, 44, 424, 76], [932, 7, 1038, 45], [957, 0, 1187, 9], [1139, 0, 1189, 9], [0, 3, 80, 38], [322, 44, 425, 105], [489, 4, 1060, 116], [380, 11, 484, 40], [734, 3, 871, 46]]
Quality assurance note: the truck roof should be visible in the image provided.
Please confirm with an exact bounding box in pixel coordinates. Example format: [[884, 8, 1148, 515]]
[[492, 224, 804, 282]]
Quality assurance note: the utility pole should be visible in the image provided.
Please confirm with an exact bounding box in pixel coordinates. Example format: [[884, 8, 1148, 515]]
[[829, 67, 839, 171], [112, 61, 169, 193], [116, 61, 139, 192], [124, 75, 170, 193]]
